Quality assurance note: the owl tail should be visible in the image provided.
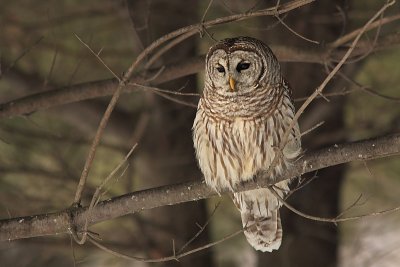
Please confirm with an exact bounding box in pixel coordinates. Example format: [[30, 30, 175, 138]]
[[233, 185, 287, 252]]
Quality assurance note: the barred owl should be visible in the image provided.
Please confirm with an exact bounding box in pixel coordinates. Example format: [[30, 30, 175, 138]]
[[192, 37, 301, 252]]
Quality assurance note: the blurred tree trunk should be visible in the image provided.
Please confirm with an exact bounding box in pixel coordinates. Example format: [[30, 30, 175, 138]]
[[125, 1, 213, 267], [257, 1, 347, 266]]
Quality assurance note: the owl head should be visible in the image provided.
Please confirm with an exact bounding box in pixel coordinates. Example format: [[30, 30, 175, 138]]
[[204, 36, 281, 96]]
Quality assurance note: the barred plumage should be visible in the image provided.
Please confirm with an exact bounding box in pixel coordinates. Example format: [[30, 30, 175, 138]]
[[193, 37, 301, 252]]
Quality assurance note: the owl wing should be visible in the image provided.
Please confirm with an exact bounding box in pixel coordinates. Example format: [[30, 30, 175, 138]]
[[283, 121, 302, 160], [282, 79, 302, 160]]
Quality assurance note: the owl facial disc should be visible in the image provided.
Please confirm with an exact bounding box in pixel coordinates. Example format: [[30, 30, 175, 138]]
[[206, 48, 264, 95]]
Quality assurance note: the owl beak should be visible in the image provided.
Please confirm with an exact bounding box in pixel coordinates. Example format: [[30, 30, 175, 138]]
[[229, 77, 236, 91]]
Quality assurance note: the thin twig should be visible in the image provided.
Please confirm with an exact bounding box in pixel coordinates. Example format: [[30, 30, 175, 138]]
[[44, 46, 58, 89], [96, 165, 130, 206], [152, 91, 198, 108], [145, 66, 165, 82], [275, 15, 319, 44], [129, 82, 200, 107], [73, 75, 125, 205], [72, 144, 137, 244], [69, 234, 77, 267], [343, 11, 384, 64], [177, 201, 221, 254], [335, 193, 366, 222], [74, 34, 121, 82], [337, 71, 400, 102], [294, 88, 354, 102], [201, 0, 214, 23], [5, 36, 45, 74], [144, 31, 195, 70], [300, 121, 325, 137], [88, 228, 243, 263], [270, 186, 400, 223], [131, 82, 199, 107], [130, 83, 200, 97], [329, 12, 400, 48], [286, 172, 318, 197]]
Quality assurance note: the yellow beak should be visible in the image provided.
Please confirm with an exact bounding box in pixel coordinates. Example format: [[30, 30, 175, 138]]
[[229, 77, 236, 91]]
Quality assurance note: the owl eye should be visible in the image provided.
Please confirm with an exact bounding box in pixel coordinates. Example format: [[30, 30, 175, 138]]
[[216, 65, 225, 73], [236, 62, 250, 72]]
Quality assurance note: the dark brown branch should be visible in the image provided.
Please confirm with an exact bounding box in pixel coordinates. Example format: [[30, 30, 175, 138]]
[[3, 28, 400, 120], [1, 1, 400, 120], [2, 33, 400, 120], [1, 132, 399, 242], [329, 13, 400, 48]]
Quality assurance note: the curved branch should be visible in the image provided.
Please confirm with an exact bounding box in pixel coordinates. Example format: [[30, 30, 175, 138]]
[[0, 34, 400, 118], [0, 55, 204, 119], [330, 13, 400, 48], [6, 1, 314, 119], [1, 132, 399, 242], [2, 30, 400, 119], [3, 5, 400, 120]]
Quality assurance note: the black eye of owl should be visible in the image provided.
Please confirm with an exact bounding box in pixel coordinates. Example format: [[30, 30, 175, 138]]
[[236, 62, 250, 72], [216, 65, 225, 73]]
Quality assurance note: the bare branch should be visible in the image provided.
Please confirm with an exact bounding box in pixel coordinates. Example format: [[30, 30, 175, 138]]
[[257, 1, 396, 203], [74, 34, 122, 82], [269, 186, 400, 223], [87, 228, 243, 263], [2, 33, 400, 119], [4, 36, 45, 75], [71, 144, 137, 245], [275, 14, 319, 44], [330, 13, 400, 48], [1, 132, 399, 242], [337, 71, 400, 102], [282, 0, 395, 149], [0, 0, 318, 119], [126, 0, 316, 75], [177, 202, 220, 254]]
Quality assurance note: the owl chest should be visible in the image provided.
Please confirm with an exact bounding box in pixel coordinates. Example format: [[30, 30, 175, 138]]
[[195, 114, 276, 190], [217, 118, 271, 164]]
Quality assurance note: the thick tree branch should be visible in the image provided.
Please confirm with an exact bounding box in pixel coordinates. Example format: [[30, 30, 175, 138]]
[[1, 133, 399, 242]]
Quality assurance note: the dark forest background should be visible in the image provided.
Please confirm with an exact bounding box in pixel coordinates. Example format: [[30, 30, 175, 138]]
[[1, 0, 400, 266]]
